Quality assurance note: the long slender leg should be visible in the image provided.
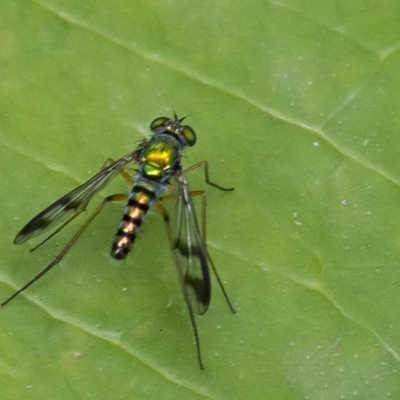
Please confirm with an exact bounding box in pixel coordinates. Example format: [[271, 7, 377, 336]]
[[155, 201, 205, 370], [2, 194, 128, 307], [183, 160, 234, 192]]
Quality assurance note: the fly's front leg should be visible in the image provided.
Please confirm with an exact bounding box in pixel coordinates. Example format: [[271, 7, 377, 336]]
[[184, 161, 234, 192], [2, 194, 128, 307]]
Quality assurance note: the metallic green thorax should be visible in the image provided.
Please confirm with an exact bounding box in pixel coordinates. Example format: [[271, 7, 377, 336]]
[[140, 136, 180, 181], [138, 115, 197, 181]]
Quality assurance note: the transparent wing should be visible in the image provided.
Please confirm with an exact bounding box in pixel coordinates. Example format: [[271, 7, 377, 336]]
[[14, 149, 141, 244], [168, 169, 211, 315]]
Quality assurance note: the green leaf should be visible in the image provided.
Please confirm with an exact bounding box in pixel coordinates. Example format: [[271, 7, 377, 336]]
[[1, 0, 400, 398]]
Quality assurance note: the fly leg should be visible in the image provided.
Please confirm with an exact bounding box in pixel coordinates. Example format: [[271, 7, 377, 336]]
[[2, 194, 128, 306], [184, 160, 234, 192]]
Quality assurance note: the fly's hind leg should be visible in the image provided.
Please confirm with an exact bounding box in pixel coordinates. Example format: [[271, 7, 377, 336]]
[[2, 193, 128, 307]]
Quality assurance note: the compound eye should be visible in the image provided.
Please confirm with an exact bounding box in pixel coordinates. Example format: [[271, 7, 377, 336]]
[[150, 116, 170, 131], [182, 125, 196, 146]]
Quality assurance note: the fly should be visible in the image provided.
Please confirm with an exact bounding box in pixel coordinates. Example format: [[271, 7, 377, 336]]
[[3, 114, 235, 369]]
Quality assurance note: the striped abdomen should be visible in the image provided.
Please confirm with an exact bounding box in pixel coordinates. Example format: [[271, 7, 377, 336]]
[[111, 179, 163, 260]]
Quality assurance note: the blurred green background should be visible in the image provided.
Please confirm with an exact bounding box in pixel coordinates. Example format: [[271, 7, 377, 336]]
[[1, 1, 400, 399]]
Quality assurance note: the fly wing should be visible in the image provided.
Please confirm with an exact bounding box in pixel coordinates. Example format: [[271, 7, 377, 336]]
[[14, 150, 141, 244], [167, 170, 211, 315]]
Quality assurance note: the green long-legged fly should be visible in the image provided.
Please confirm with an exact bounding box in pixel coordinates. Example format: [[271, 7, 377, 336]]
[[2, 115, 235, 369]]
